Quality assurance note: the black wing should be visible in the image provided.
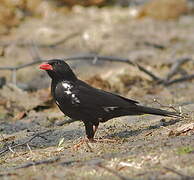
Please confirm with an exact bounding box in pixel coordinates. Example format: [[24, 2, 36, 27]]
[[75, 80, 139, 109]]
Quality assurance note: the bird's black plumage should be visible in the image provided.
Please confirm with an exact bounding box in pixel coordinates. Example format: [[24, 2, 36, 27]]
[[39, 59, 179, 141]]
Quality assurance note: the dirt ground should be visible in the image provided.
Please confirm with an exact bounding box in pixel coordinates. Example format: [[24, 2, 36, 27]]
[[0, 4, 194, 180]]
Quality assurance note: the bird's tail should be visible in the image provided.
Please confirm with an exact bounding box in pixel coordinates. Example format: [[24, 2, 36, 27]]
[[135, 105, 180, 118]]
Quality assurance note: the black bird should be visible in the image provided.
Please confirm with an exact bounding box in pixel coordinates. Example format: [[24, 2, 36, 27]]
[[39, 59, 179, 142]]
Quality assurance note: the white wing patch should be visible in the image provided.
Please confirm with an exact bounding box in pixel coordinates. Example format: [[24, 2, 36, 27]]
[[61, 81, 80, 105], [62, 82, 73, 95], [71, 94, 80, 104], [62, 82, 72, 89], [104, 106, 118, 112]]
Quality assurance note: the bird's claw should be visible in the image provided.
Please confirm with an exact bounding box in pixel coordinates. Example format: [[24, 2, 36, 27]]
[[72, 138, 94, 151], [72, 137, 116, 151]]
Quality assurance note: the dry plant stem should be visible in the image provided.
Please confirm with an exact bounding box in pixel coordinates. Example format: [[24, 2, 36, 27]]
[[0, 60, 45, 70], [133, 62, 161, 81], [10, 157, 61, 170], [164, 74, 194, 86], [143, 41, 166, 49], [0, 55, 160, 85], [0, 130, 52, 156], [65, 55, 162, 81], [64, 55, 133, 64], [153, 99, 179, 113], [165, 57, 191, 81], [97, 163, 132, 180], [0, 54, 193, 86]]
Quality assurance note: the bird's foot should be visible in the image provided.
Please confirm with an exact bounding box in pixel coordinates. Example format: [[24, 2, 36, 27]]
[[72, 137, 116, 151], [73, 138, 95, 151]]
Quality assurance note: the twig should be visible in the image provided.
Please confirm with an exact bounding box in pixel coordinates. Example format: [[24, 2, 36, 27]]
[[165, 57, 191, 81], [0, 129, 52, 156], [10, 156, 61, 170], [60, 160, 79, 166], [143, 41, 166, 50], [0, 54, 193, 87], [133, 62, 161, 81], [153, 99, 179, 113], [0, 55, 132, 71], [164, 74, 194, 86], [0, 55, 161, 83], [64, 55, 162, 81], [97, 163, 132, 180], [164, 167, 194, 180], [0, 60, 45, 71], [64, 55, 133, 64]]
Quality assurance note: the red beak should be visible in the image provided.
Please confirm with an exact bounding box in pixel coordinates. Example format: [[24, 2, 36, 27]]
[[39, 63, 53, 70]]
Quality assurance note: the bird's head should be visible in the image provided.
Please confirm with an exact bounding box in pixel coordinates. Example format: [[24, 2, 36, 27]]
[[39, 59, 77, 81]]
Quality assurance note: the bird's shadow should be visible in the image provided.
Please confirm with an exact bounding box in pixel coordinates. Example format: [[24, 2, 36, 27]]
[[103, 118, 181, 139]]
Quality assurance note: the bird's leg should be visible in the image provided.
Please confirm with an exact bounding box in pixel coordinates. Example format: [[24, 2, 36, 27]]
[[73, 122, 115, 150], [85, 121, 96, 141], [73, 121, 95, 150], [87, 123, 116, 143]]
